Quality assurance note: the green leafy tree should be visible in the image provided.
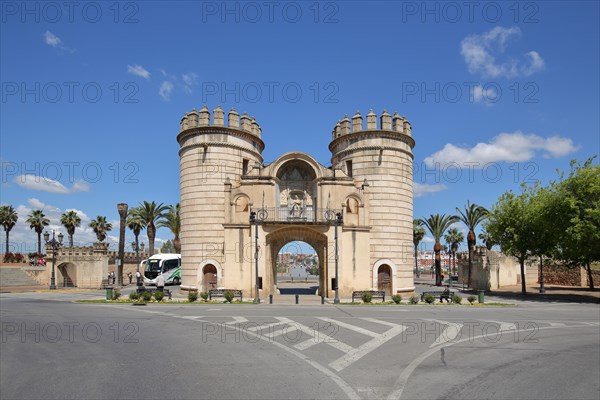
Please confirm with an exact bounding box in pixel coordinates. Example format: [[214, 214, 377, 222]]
[[89, 216, 112, 242], [419, 214, 459, 286], [60, 210, 81, 247], [413, 219, 426, 277], [444, 228, 464, 275], [158, 203, 181, 253], [486, 186, 537, 294], [160, 240, 175, 253], [551, 158, 600, 289], [26, 210, 49, 255], [456, 202, 488, 288], [0, 205, 18, 255], [133, 201, 168, 257]]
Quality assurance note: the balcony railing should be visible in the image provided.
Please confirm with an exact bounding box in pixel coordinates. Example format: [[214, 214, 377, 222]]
[[251, 207, 340, 224]]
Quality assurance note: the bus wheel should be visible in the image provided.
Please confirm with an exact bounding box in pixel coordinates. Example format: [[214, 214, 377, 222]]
[[173, 277, 180, 285]]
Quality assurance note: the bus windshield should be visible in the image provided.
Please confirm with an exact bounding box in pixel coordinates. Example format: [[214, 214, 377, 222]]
[[147, 259, 161, 272]]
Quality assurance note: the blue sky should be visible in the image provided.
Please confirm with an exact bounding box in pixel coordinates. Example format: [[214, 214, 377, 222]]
[[1, 1, 599, 254]]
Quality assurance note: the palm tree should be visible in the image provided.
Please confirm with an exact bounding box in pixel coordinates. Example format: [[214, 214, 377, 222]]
[[419, 214, 459, 286], [127, 207, 145, 253], [478, 224, 495, 251], [60, 210, 81, 247], [0, 205, 18, 255], [444, 228, 464, 275], [89, 216, 112, 242], [456, 202, 489, 288], [132, 201, 168, 256], [413, 219, 426, 278], [158, 203, 181, 253], [26, 210, 50, 255]]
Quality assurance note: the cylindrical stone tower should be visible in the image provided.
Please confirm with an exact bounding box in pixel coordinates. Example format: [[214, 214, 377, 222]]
[[177, 105, 264, 290], [329, 109, 415, 292]]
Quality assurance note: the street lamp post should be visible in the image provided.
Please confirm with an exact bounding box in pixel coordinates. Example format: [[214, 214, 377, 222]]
[[249, 211, 259, 303], [539, 256, 545, 293], [44, 230, 63, 290], [334, 212, 343, 304]]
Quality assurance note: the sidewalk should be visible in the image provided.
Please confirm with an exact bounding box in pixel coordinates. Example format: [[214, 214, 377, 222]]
[[415, 277, 599, 304]]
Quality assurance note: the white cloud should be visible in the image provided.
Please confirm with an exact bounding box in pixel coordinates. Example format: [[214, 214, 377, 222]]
[[182, 72, 198, 94], [471, 84, 498, 104], [159, 81, 174, 101], [461, 26, 545, 78], [44, 31, 62, 47], [414, 182, 447, 197], [424, 131, 579, 168], [15, 175, 91, 194], [127, 64, 151, 79], [43, 31, 75, 53], [422, 236, 434, 243]]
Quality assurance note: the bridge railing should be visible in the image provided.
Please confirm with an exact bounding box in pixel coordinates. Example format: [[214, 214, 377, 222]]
[[251, 207, 340, 224]]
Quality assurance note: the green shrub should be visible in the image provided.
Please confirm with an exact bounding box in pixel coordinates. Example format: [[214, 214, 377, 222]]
[[224, 290, 234, 303], [409, 295, 419, 304], [467, 295, 477, 304], [200, 292, 209, 301], [141, 291, 152, 302], [111, 289, 121, 300], [129, 292, 139, 301], [188, 291, 198, 302], [423, 294, 436, 304], [452, 293, 462, 304], [361, 292, 373, 303], [154, 291, 165, 302], [391, 295, 402, 304]]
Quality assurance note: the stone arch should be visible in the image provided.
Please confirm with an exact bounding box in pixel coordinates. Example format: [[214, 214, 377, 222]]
[[271, 152, 324, 180], [372, 259, 397, 295], [233, 194, 251, 224], [344, 195, 363, 226], [265, 226, 329, 296], [57, 262, 77, 287], [197, 259, 222, 291]]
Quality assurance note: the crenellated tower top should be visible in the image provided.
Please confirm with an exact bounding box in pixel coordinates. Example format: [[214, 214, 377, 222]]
[[330, 109, 412, 140], [179, 105, 263, 138]]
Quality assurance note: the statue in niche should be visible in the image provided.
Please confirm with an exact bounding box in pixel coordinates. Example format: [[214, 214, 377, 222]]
[[346, 198, 359, 214]]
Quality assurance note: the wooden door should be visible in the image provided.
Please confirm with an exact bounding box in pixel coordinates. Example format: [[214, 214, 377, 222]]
[[377, 265, 392, 296]]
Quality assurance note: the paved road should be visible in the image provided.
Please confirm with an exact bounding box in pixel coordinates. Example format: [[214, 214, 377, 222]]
[[1, 292, 599, 399]]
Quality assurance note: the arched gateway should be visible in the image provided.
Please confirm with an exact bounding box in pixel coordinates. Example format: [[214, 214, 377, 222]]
[[178, 106, 416, 299]]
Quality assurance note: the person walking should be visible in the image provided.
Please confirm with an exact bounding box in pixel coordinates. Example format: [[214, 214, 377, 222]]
[[156, 274, 165, 293], [127, 272, 133, 285], [135, 270, 142, 286], [110, 271, 116, 285]]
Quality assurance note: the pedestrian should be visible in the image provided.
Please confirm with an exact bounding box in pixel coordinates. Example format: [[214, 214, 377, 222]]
[[127, 272, 133, 285], [107, 273, 111, 286], [111, 271, 116, 285], [135, 270, 142, 286], [156, 274, 165, 293]]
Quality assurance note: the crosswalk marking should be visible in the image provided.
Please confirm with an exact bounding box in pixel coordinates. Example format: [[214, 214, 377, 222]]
[[318, 317, 380, 338], [223, 316, 248, 325], [329, 322, 406, 372]]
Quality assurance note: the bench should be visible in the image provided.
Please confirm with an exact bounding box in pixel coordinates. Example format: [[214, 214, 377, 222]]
[[421, 290, 454, 303], [137, 286, 172, 300], [209, 289, 243, 302], [352, 290, 386, 303]]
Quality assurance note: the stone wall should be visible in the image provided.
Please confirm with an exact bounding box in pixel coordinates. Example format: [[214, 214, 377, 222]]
[[544, 265, 600, 287]]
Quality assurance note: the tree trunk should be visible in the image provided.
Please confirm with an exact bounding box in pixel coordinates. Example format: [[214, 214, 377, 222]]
[[520, 258, 527, 295], [69, 234, 74, 248], [148, 224, 155, 256], [174, 235, 181, 254], [467, 246, 473, 288], [37, 231, 42, 255], [5, 230, 9, 256], [586, 262, 594, 290], [467, 231, 476, 288], [414, 244, 419, 278], [434, 241, 442, 286]]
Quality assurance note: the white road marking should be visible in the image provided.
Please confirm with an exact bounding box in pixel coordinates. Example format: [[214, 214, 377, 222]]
[[223, 316, 248, 325], [318, 317, 380, 338], [329, 322, 406, 372], [424, 319, 464, 348]]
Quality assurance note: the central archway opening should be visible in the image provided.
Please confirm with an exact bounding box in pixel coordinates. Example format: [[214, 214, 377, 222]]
[[276, 241, 319, 295], [266, 227, 329, 297]]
